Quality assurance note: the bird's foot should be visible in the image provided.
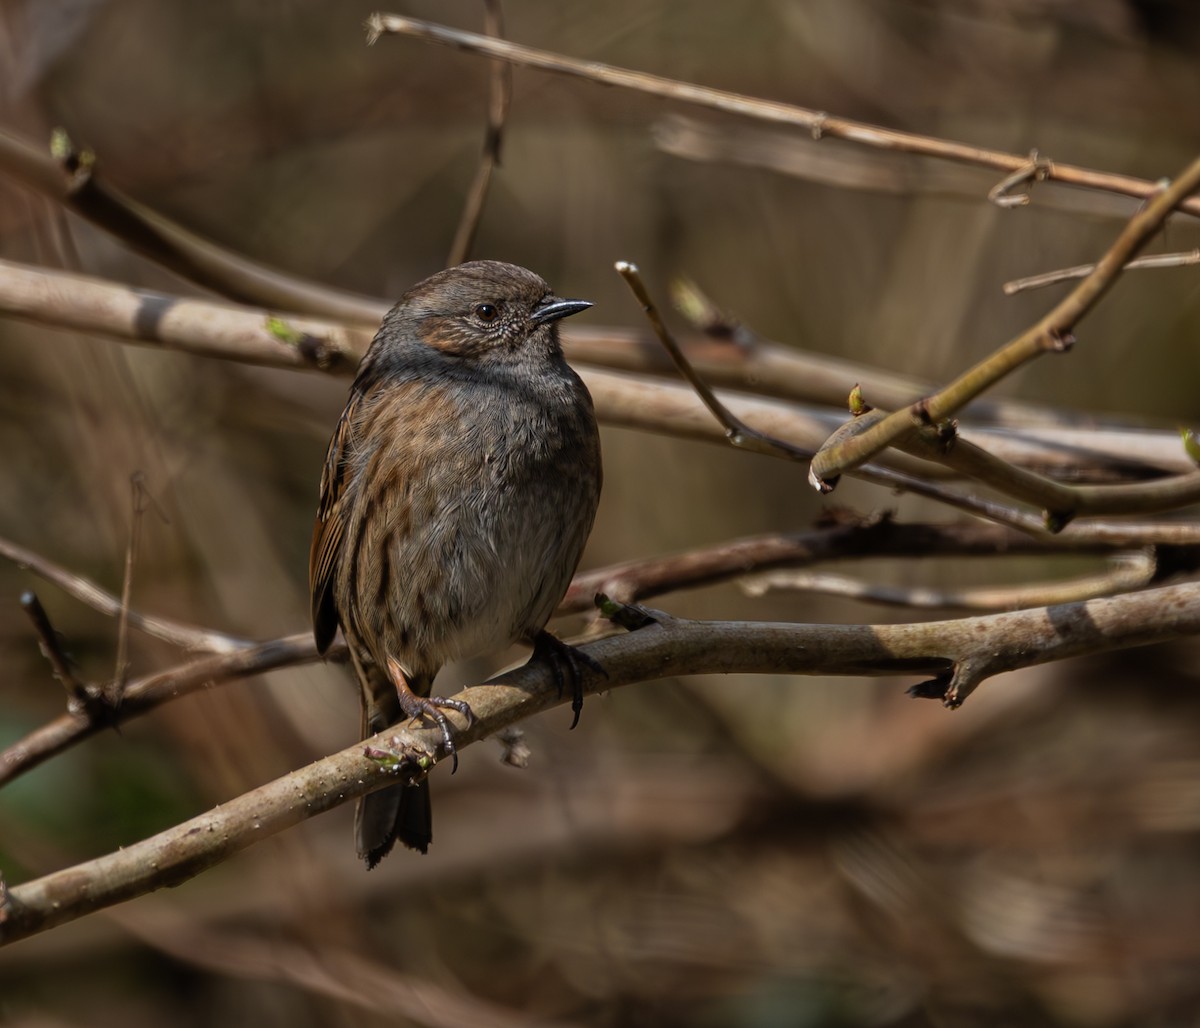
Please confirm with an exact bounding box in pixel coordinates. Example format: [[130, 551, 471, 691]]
[[385, 657, 475, 773], [532, 630, 606, 730]]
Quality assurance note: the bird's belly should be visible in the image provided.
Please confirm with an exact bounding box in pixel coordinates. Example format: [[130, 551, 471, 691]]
[[357, 473, 589, 674]]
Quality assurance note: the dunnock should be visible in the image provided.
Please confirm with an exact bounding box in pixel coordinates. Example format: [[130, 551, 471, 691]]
[[311, 260, 602, 867]]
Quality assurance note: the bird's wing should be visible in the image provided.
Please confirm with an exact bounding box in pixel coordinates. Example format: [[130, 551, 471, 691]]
[[309, 384, 364, 654]]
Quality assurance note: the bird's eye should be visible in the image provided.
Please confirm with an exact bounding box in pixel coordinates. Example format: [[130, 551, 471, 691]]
[[474, 303, 499, 322]]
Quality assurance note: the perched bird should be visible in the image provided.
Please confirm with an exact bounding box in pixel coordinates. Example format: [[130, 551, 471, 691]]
[[310, 260, 602, 867]]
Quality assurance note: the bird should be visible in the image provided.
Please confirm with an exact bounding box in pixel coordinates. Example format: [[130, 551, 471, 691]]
[[310, 260, 603, 868]]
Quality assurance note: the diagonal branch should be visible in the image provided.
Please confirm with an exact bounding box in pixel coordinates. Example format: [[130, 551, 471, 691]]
[[5, 581, 1200, 944], [0, 534, 254, 654], [1004, 249, 1200, 295], [808, 157, 1200, 489], [0, 128, 389, 324], [0, 634, 332, 787], [364, 14, 1200, 217]]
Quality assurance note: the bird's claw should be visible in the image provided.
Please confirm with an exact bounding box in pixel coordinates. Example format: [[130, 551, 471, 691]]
[[386, 656, 474, 773], [533, 630, 606, 730]]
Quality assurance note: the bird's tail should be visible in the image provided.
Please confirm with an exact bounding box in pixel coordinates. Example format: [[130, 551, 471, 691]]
[[353, 656, 433, 867], [356, 777, 431, 867]]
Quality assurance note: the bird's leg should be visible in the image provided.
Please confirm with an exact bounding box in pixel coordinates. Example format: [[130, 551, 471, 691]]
[[385, 657, 475, 773], [531, 630, 606, 730]]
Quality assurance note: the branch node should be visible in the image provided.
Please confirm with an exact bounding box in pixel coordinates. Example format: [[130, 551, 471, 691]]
[[596, 593, 661, 631], [988, 149, 1052, 209], [1045, 329, 1076, 353], [807, 464, 837, 494], [49, 127, 96, 195], [913, 398, 936, 426], [810, 111, 829, 141], [933, 419, 958, 452], [1042, 508, 1075, 534], [908, 659, 988, 708], [1181, 428, 1200, 467], [363, 740, 431, 782]]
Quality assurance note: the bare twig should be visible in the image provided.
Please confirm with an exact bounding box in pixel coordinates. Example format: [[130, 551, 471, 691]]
[[743, 551, 1157, 611], [446, 0, 511, 266], [0, 534, 254, 654], [557, 519, 1157, 615], [809, 158, 1200, 489], [986, 151, 1051, 209], [1004, 249, 1200, 295], [19, 591, 91, 709], [0, 634, 332, 787], [879, 408, 1200, 528], [611, 263, 1061, 531], [615, 260, 810, 461], [112, 473, 163, 700], [610, 264, 1200, 532], [6, 580, 1200, 944], [363, 14, 1200, 218], [653, 115, 1142, 220], [0, 128, 389, 324]]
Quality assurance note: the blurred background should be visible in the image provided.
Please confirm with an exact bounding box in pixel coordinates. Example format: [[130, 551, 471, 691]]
[[3, 1, 1200, 1025]]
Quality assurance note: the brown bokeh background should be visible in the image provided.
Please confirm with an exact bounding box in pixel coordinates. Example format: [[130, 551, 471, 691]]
[[3, 2, 1200, 1025]]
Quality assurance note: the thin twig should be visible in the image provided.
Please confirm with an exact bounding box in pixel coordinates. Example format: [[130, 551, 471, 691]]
[[653, 114, 1142, 220], [609, 265, 1200, 532], [742, 551, 1157, 612], [19, 591, 91, 709], [0, 534, 254, 654], [363, 14, 1200, 218], [112, 473, 161, 700], [1004, 249, 1200, 295], [7, 580, 1200, 944], [446, 0, 511, 266], [611, 262, 1053, 532], [615, 260, 810, 460], [557, 519, 1151, 615], [808, 157, 1200, 489], [0, 634, 337, 788], [883, 410, 1200, 529]]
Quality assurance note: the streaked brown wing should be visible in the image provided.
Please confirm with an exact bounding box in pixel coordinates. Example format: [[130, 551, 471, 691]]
[[309, 387, 363, 654]]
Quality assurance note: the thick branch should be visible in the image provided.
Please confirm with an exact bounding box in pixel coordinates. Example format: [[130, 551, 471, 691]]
[[5, 581, 1200, 944], [2, 259, 1191, 481], [0, 257, 366, 373]]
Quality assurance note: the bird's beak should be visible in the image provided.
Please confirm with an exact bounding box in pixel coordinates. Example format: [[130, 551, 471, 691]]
[[530, 297, 592, 325]]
